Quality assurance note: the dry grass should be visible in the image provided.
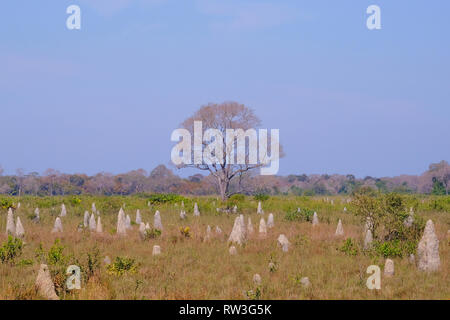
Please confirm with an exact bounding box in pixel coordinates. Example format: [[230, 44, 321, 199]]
[[0, 196, 448, 300]]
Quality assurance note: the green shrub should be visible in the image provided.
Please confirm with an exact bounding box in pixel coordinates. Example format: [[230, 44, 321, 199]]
[[47, 239, 67, 266], [403, 240, 419, 255], [227, 194, 245, 207], [254, 193, 269, 201], [381, 193, 408, 240], [285, 208, 314, 222], [352, 192, 426, 257], [148, 194, 187, 205], [0, 197, 15, 209], [70, 196, 82, 206], [229, 194, 245, 202], [339, 238, 359, 256], [352, 192, 424, 240], [0, 236, 24, 264], [425, 196, 450, 212], [75, 246, 102, 282], [284, 210, 300, 221], [374, 240, 403, 258], [34, 243, 46, 263], [107, 257, 138, 276], [17, 259, 33, 267], [401, 214, 425, 241], [34, 197, 60, 209], [143, 228, 161, 240]]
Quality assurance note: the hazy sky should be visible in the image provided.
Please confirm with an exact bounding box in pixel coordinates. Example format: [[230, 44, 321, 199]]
[[0, 0, 449, 178]]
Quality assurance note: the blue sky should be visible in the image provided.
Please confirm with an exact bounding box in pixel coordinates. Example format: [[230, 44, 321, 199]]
[[0, 0, 449, 177]]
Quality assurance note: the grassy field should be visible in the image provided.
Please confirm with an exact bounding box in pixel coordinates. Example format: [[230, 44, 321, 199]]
[[0, 195, 448, 300]]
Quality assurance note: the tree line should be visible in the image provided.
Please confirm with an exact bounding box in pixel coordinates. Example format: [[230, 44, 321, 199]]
[[0, 161, 448, 197]]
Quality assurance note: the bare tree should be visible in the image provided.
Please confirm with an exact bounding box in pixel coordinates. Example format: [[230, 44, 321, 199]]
[[176, 102, 283, 200]]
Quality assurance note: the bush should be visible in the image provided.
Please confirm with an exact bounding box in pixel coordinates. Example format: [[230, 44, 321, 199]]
[[75, 246, 101, 282], [227, 194, 245, 207], [0, 197, 15, 209], [381, 193, 408, 240], [229, 194, 245, 202], [403, 240, 419, 255], [148, 194, 187, 205], [0, 236, 24, 264], [352, 192, 426, 257], [352, 192, 423, 240], [47, 239, 67, 266], [374, 240, 404, 258], [254, 193, 269, 201], [107, 257, 138, 276], [18, 259, 34, 267], [425, 196, 450, 212], [339, 238, 359, 256], [285, 208, 314, 222], [34, 197, 60, 209], [70, 196, 82, 206], [143, 228, 161, 240]]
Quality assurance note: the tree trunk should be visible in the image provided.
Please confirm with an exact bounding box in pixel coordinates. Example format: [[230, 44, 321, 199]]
[[218, 177, 230, 201]]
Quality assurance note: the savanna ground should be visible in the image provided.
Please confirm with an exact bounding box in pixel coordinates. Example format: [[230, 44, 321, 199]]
[[0, 195, 448, 300]]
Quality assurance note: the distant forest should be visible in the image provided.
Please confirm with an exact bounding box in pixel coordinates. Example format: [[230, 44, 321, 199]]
[[0, 161, 448, 197]]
